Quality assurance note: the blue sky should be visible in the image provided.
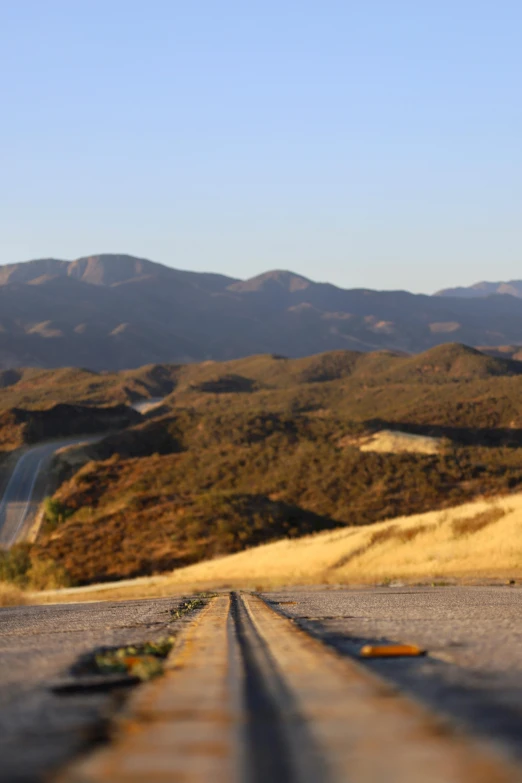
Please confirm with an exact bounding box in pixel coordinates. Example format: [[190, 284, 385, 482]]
[[1, 1, 520, 292]]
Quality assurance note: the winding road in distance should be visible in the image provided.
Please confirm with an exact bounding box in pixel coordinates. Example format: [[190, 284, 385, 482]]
[[0, 436, 101, 548], [0, 398, 162, 549]]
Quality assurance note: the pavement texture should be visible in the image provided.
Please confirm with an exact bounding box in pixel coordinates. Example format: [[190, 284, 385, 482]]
[[1, 587, 522, 782], [58, 592, 521, 783], [0, 596, 190, 782], [263, 585, 522, 764]]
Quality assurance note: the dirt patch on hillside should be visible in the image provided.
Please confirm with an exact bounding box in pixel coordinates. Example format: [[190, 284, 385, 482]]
[[358, 430, 442, 455]]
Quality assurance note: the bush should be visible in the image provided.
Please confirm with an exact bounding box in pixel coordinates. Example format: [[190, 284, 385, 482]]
[[27, 557, 72, 590], [27, 349, 522, 586], [43, 497, 74, 533], [0, 544, 32, 587], [0, 543, 72, 590]]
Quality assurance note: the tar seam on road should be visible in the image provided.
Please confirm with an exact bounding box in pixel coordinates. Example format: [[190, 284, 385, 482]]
[[231, 592, 329, 783], [55, 592, 522, 783]]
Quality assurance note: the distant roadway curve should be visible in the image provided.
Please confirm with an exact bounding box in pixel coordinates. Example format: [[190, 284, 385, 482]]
[[0, 436, 99, 548], [0, 398, 161, 549]]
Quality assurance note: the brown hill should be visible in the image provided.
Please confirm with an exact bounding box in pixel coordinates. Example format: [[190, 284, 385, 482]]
[[0, 364, 180, 412], [2, 254, 522, 370], [25, 341, 522, 586], [2, 343, 521, 416], [374, 343, 522, 383], [0, 404, 140, 451], [228, 270, 312, 293], [3, 342, 522, 587]]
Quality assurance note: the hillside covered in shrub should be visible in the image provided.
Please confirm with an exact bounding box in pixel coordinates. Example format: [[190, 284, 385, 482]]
[[9, 342, 521, 586]]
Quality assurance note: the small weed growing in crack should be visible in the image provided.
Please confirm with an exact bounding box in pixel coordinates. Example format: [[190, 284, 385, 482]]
[[70, 596, 212, 687], [169, 595, 209, 619], [170, 599, 201, 619], [91, 637, 176, 681]]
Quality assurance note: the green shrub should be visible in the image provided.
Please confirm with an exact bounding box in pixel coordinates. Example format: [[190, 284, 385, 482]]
[[27, 557, 72, 590], [0, 544, 32, 587], [0, 543, 71, 590], [43, 497, 74, 532]]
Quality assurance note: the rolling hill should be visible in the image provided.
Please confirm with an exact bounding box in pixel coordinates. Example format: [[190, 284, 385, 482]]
[[2, 342, 522, 586]]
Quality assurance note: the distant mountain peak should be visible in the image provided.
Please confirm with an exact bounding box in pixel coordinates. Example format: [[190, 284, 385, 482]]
[[67, 254, 168, 286], [2, 254, 522, 371], [0, 254, 238, 292], [228, 270, 312, 293], [0, 254, 164, 288], [436, 280, 522, 299]]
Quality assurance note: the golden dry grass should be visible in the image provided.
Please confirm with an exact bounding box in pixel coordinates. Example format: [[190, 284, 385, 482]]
[[159, 492, 522, 589], [0, 582, 28, 607], [34, 490, 522, 603]]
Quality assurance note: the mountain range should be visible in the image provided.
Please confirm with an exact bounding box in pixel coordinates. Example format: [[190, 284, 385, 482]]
[[1, 254, 522, 370], [436, 281, 522, 299]]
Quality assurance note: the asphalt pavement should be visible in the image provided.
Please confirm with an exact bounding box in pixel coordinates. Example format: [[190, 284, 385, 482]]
[[0, 595, 188, 783], [0, 586, 522, 783], [263, 585, 522, 764], [57, 590, 522, 783], [0, 437, 101, 548], [1, 587, 521, 781]]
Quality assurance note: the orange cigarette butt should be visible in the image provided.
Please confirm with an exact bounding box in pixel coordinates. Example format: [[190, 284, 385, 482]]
[[359, 643, 425, 658]]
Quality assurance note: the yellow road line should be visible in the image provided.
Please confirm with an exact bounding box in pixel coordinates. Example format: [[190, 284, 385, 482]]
[[58, 595, 241, 783], [241, 593, 519, 783], [57, 592, 521, 783]]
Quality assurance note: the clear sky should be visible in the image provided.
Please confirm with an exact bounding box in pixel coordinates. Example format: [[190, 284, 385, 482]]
[[1, 1, 520, 292]]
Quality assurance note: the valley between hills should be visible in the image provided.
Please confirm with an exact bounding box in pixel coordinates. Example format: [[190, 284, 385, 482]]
[[1, 341, 522, 594]]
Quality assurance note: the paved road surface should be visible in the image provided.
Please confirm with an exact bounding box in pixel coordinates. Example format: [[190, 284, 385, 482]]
[[265, 585, 522, 764], [1, 587, 522, 781], [0, 436, 100, 548], [0, 595, 188, 782]]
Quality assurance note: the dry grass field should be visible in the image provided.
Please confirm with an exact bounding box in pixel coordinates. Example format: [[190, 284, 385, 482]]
[[0, 583, 28, 606], [160, 492, 522, 589], [30, 490, 522, 604]]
